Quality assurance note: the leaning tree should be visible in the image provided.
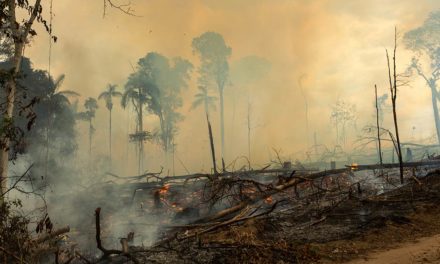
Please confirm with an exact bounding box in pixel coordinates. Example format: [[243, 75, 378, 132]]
[[404, 11, 440, 143]]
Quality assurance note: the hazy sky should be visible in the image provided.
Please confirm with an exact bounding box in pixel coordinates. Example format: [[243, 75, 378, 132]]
[[24, 0, 440, 174]]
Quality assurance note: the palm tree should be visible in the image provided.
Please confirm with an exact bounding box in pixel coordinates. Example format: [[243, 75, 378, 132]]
[[121, 84, 148, 174], [77, 97, 98, 157], [98, 84, 122, 163], [191, 86, 217, 118], [43, 74, 79, 177]]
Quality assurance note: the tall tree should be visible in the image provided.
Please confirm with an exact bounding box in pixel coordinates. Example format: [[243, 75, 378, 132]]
[[0, 57, 78, 185], [122, 73, 151, 174], [98, 84, 122, 163], [230, 56, 271, 165], [192, 32, 231, 171], [0, 0, 47, 198], [192, 85, 218, 173], [77, 98, 98, 157], [128, 52, 192, 167], [387, 28, 404, 184], [0, 1, 135, 198], [404, 11, 440, 143], [330, 100, 356, 146], [42, 74, 79, 176]]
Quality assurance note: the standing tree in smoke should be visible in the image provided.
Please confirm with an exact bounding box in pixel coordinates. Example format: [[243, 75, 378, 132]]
[[77, 97, 98, 157], [387, 28, 404, 184], [192, 32, 231, 172], [122, 69, 152, 173], [145, 53, 191, 155], [404, 11, 440, 144], [0, 0, 49, 200], [192, 86, 217, 118], [98, 84, 122, 164], [126, 53, 192, 170], [330, 100, 357, 146], [192, 85, 218, 173], [230, 56, 271, 166], [42, 74, 79, 177]]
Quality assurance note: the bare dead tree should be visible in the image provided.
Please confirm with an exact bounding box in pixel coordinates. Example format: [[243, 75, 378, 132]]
[[386, 27, 404, 184], [207, 114, 218, 175], [375, 84, 383, 166], [103, 0, 138, 17], [94, 208, 139, 263]]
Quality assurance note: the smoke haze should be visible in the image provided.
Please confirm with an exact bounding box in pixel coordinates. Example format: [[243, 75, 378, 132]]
[[23, 0, 440, 175]]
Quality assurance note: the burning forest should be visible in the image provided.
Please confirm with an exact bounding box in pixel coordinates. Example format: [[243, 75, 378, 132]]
[[3, 1, 440, 263]]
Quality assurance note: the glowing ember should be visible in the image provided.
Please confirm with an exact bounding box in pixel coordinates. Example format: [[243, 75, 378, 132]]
[[265, 196, 273, 204], [159, 184, 170, 195], [350, 163, 359, 170]]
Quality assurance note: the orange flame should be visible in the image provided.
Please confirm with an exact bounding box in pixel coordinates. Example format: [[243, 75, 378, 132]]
[[265, 196, 273, 204], [350, 163, 359, 171], [159, 184, 170, 195]]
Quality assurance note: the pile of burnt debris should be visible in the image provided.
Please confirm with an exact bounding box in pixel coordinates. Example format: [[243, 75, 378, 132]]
[[45, 160, 440, 263]]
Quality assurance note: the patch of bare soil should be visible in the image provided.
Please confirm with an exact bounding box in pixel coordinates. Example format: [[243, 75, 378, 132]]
[[348, 234, 440, 264], [311, 203, 440, 263]]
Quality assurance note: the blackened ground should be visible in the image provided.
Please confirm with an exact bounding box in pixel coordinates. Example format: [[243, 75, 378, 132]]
[[123, 170, 440, 263]]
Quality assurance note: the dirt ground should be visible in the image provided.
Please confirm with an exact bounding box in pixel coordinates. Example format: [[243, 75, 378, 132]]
[[348, 234, 440, 264], [310, 202, 440, 263]]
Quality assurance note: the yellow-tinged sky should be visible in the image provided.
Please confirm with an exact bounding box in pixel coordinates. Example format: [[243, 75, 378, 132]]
[[24, 0, 440, 174]]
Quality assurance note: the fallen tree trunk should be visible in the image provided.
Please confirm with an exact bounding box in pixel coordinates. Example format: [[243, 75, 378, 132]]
[[34, 226, 70, 244], [347, 160, 440, 170], [197, 160, 440, 224]]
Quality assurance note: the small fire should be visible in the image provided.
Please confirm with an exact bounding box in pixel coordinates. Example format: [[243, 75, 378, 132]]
[[350, 163, 359, 171], [170, 202, 184, 212], [265, 196, 273, 204], [159, 184, 170, 195]]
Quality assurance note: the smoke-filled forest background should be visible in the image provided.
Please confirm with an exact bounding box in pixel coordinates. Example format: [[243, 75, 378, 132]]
[[13, 0, 440, 176]]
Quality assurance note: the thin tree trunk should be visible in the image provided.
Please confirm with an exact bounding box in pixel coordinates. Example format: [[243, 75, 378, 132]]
[[109, 108, 112, 164], [89, 119, 92, 157], [375, 85, 383, 166], [206, 113, 218, 175], [386, 28, 403, 184], [219, 88, 225, 172], [45, 116, 50, 178], [0, 44, 23, 197], [138, 96, 144, 174], [430, 85, 440, 144]]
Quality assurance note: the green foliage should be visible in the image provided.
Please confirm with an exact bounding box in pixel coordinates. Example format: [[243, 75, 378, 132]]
[[0, 57, 78, 162], [125, 52, 193, 152], [404, 11, 440, 53], [191, 85, 217, 113], [404, 11, 440, 81], [192, 31, 231, 90], [78, 97, 98, 121], [0, 199, 32, 262], [98, 84, 122, 111]]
